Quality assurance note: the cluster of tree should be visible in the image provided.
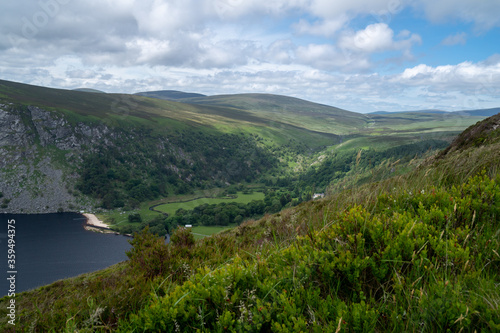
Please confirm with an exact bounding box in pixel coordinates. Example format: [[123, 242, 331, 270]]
[[296, 139, 449, 192], [76, 128, 278, 209], [172, 189, 298, 227]]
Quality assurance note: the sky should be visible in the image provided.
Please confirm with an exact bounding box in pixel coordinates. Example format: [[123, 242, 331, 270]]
[[1, 0, 499, 113]]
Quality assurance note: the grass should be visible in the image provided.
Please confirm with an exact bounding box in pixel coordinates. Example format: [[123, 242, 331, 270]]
[[190, 225, 236, 240], [153, 191, 265, 216], [2, 79, 487, 158], [97, 191, 265, 231]]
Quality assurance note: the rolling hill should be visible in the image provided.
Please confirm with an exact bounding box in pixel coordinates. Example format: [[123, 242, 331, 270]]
[[73, 88, 107, 93], [135, 90, 206, 101]]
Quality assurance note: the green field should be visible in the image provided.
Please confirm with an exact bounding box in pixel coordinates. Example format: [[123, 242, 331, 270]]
[[96, 190, 264, 231], [154, 191, 265, 216]]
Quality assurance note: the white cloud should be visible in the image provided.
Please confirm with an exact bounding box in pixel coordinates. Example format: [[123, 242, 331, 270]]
[[394, 58, 500, 95], [441, 32, 467, 46], [339, 23, 421, 54], [308, 0, 404, 19]]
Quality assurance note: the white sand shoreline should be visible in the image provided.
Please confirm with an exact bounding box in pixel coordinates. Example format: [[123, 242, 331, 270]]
[[83, 213, 110, 229]]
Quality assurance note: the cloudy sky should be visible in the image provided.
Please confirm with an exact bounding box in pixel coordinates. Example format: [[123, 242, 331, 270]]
[[1, 0, 499, 112]]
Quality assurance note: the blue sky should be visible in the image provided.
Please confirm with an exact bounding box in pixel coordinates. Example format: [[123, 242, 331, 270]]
[[0, 0, 499, 113]]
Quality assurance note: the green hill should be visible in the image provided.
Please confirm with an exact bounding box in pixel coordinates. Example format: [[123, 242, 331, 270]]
[[1, 103, 499, 331], [73, 88, 107, 93], [181, 93, 369, 135], [135, 90, 206, 100]]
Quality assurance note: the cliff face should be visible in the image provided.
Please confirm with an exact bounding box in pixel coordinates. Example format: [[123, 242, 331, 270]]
[[0, 104, 111, 213]]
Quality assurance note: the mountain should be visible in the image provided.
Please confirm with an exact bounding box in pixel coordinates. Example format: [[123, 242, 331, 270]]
[[73, 88, 106, 93], [457, 107, 500, 117], [180, 93, 369, 135], [370, 109, 447, 114], [0, 80, 365, 214], [438, 111, 500, 157], [371, 107, 500, 117], [2, 105, 499, 332], [135, 90, 206, 100], [0, 79, 493, 214]]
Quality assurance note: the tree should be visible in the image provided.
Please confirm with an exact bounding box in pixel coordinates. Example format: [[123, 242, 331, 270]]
[[128, 213, 142, 223]]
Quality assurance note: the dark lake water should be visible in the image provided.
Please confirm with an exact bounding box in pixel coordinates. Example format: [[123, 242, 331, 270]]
[[1, 213, 132, 296]]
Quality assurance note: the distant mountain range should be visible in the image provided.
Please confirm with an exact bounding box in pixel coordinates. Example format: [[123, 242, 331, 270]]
[[135, 90, 206, 101], [73, 88, 106, 93], [371, 108, 500, 117], [133, 90, 500, 117]]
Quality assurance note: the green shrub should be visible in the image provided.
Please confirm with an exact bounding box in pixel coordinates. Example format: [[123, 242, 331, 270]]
[[120, 172, 500, 332], [128, 213, 142, 223], [170, 226, 195, 248], [126, 227, 169, 279]]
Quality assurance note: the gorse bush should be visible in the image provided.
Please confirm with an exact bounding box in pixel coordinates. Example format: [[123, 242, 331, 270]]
[[119, 172, 500, 332]]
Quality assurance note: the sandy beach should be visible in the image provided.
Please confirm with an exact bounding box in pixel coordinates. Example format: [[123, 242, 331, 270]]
[[83, 213, 110, 229]]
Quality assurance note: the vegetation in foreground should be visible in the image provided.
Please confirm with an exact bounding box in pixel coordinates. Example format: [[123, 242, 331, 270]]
[[0, 114, 499, 332], [122, 172, 500, 332]]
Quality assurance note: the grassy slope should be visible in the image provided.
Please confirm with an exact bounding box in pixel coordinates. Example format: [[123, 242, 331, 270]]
[[0, 80, 343, 150], [181, 93, 369, 135], [1, 112, 499, 332]]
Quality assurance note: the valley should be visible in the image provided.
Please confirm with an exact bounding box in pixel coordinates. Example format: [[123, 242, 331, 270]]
[[0, 79, 499, 331]]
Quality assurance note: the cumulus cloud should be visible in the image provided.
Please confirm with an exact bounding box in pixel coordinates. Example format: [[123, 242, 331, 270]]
[[295, 43, 371, 71], [339, 23, 421, 54], [294, 24, 421, 71]]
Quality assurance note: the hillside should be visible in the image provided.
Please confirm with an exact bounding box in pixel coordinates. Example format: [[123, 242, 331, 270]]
[[135, 90, 206, 101], [181, 93, 369, 135], [73, 88, 107, 93], [370, 108, 499, 117], [1, 103, 499, 332], [0, 80, 351, 213], [439, 112, 500, 156]]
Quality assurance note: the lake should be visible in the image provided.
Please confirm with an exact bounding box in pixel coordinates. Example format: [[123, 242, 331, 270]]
[[1, 213, 132, 296]]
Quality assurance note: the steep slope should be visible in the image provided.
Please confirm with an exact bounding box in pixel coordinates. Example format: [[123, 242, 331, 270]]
[[118, 113, 500, 332], [439, 112, 500, 156]]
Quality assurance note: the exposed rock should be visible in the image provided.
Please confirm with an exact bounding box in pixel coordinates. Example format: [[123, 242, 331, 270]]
[[0, 105, 105, 213]]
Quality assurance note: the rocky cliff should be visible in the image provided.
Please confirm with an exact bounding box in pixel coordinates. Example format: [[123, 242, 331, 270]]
[[0, 103, 112, 213]]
